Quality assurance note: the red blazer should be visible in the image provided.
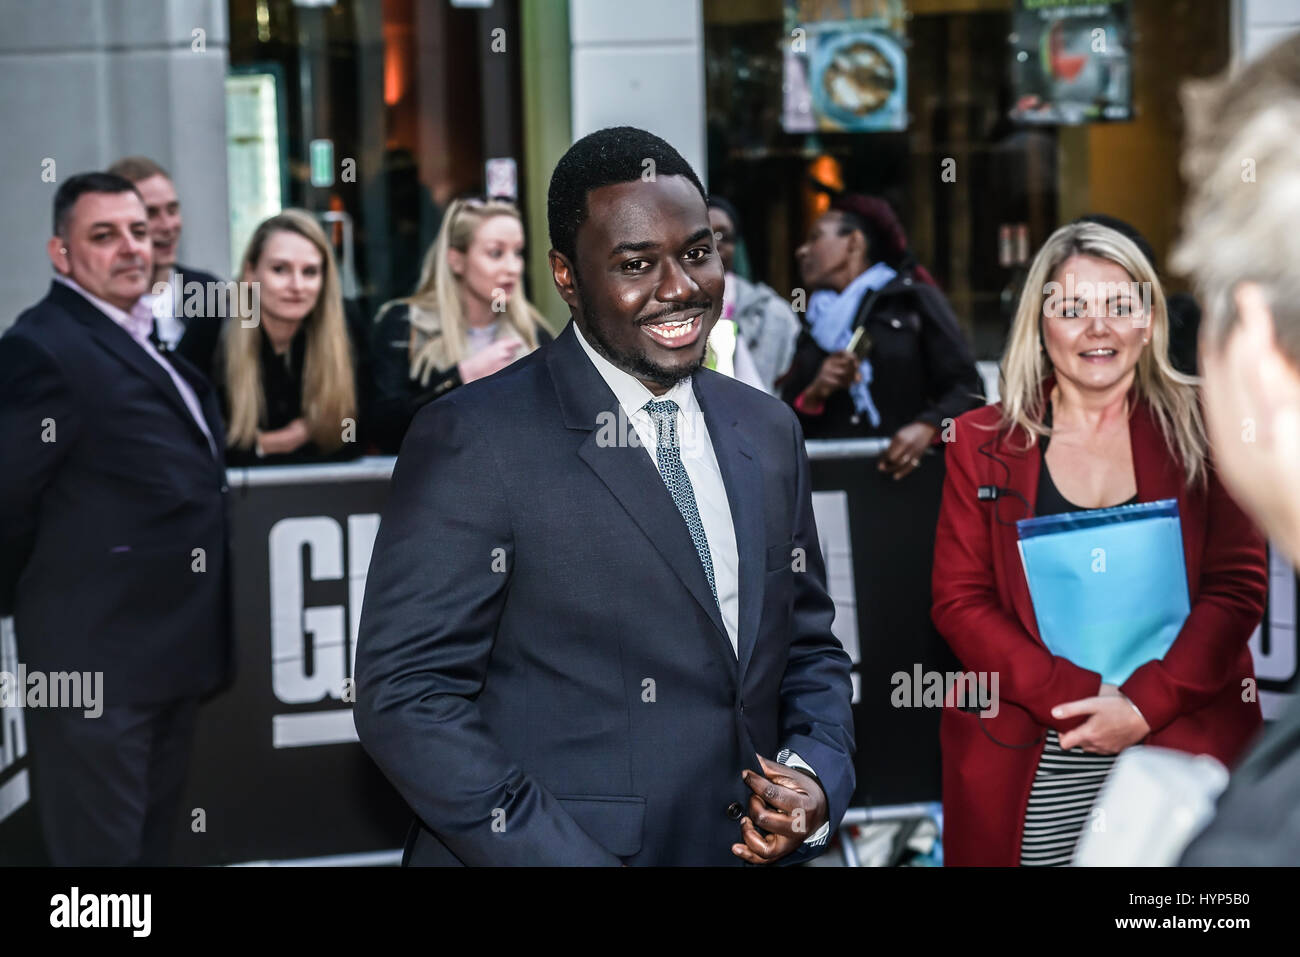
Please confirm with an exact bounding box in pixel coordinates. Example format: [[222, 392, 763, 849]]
[[931, 379, 1266, 866]]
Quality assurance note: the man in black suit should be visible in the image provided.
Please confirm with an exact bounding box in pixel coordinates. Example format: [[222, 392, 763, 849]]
[[0, 172, 229, 864], [354, 128, 855, 865], [107, 156, 225, 353]]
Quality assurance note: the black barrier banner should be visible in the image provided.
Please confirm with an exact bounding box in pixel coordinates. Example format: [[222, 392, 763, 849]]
[[170, 468, 410, 864], [811, 451, 955, 810], [2, 451, 1297, 864], [0, 617, 36, 859]]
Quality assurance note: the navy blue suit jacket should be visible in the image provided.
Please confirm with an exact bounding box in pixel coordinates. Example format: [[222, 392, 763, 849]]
[[0, 281, 229, 704], [354, 320, 855, 865]]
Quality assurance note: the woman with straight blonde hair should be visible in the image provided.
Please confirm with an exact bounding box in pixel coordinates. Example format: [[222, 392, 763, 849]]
[[178, 208, 363, 465], [930, 220, 1266, 866], [370, 197, 550, 452]]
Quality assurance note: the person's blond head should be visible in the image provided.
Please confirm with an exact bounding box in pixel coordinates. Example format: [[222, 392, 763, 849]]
[[381, 197, 544, 386], [1000, 221, 1207, 486], [223, 209, 355, 452]]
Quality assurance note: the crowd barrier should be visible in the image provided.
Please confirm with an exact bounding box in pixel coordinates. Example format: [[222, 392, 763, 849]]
[[1, 443, 1296, 864]]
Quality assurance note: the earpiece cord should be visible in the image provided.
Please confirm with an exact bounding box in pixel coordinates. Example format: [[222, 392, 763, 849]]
[[976, 437, 1032, 527]]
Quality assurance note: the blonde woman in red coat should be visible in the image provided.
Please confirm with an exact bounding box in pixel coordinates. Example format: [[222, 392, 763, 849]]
[[931, 221, 1266, 866]]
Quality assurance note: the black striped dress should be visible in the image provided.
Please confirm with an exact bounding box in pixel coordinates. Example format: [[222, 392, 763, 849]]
[[1019, 432, 1137, 867]]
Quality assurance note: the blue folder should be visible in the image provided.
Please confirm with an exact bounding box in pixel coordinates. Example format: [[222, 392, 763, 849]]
[[1016, 498, 1189, 685]]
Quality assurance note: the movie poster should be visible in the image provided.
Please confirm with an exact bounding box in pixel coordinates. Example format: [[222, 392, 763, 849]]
[[782, 0, 908, 133], [1010, 0, 1133, 125]]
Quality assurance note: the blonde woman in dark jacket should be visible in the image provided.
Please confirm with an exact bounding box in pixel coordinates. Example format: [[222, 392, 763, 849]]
[[370, 198, 550, 452]]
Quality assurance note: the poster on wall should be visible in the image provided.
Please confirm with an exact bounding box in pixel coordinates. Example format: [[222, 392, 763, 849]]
[[1009, 0, 1133, 125], [782, 0, 908, 134]]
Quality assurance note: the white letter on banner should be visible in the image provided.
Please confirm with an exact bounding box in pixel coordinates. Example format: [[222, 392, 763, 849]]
[[269, 517, 346, 704], [347, 514, 379, 678]]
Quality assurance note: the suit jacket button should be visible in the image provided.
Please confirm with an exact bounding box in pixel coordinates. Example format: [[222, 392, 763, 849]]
[[726, 801, 743, 821]]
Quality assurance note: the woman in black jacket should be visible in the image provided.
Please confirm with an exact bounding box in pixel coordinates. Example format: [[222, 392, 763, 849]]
[[780, 194, 985, 478], [176, 209, 368, 466], [369, 197, 550, 453]]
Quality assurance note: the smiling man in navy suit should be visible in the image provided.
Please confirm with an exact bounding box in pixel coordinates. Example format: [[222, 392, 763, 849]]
[[354, 127, 855, 866]]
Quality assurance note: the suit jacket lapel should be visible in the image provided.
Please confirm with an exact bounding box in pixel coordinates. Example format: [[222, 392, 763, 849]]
[[52, 282, 217, 458], [693, 372, 765, 677], [549, 323, 736, 672], [165, 348, 227, 468], [992, 419, 1042, 641]]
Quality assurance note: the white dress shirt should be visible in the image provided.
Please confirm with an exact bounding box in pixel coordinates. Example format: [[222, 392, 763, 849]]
[[573, 323, 830, 847], [55, 275, 218, 458], [574, 322, 740, 655]]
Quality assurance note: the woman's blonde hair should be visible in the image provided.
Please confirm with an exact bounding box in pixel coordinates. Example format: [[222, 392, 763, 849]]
[[998, 221, 1207, 487], [379, 198, 545, 386], [222, 209, 356, 452]]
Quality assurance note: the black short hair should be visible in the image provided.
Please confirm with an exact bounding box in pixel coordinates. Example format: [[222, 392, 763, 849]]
[[547, 126, 707, 266], [53, 172, 142, 236]]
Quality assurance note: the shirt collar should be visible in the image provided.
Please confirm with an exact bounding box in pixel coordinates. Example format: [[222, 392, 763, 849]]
[[572, 320, 697, 420], [55, 274, 155, 344]]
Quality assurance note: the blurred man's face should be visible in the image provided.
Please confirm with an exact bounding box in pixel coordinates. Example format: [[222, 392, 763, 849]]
[[135, 173, 182, 278], [554, 174, 722, 394], [1201, 284, 1300, 564], [49, 191, 152, 311]]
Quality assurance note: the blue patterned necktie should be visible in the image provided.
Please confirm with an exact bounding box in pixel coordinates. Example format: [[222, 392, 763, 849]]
[[643, 399, 718, 605]]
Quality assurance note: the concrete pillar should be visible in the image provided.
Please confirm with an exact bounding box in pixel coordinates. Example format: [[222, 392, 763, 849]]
[[0, 0, 231, 328], [568, 0, 707, 186], [1239, 0, 1300, 60]]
